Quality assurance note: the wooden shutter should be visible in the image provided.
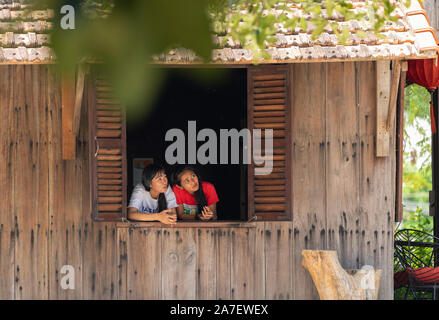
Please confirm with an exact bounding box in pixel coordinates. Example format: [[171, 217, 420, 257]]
[[248, 65, 292, 221], [89, 72, 127, 221]]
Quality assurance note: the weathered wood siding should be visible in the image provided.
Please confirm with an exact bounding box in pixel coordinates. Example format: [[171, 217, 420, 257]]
[[0, 62, 394, 300]]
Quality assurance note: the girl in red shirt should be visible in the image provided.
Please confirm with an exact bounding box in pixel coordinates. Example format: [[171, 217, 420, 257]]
[[172, 166, 219, 221]]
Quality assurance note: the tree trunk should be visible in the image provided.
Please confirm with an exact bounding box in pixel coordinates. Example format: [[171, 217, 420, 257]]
[[302, 250, 382, 300]]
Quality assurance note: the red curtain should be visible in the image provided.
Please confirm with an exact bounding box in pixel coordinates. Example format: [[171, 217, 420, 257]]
[[407, 58, 439, 134]]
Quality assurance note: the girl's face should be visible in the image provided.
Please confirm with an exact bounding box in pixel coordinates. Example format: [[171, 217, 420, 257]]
[[150, 170, 168, 194], [179, 170, 199, 195]]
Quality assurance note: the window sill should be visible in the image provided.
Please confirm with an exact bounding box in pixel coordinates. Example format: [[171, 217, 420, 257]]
[[116, 220, 256, 228]]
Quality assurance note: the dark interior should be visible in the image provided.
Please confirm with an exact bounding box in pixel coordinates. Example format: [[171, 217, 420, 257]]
[[126, 68, 248, 220]]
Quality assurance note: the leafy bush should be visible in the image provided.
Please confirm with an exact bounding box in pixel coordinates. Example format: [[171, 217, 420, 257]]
[[399, 207, 434, 235], [394, 207, 434, 300]]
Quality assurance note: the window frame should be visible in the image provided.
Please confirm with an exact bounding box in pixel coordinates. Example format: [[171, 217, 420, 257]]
[[89, 64, 293, 223]]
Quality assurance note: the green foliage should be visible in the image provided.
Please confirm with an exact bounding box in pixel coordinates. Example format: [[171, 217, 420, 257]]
[[394, 207, 433, 300], [395, 81, 434, 300], [399, 207, 434, 234], [403, 84, 432, 171], [403, 162, 432, 203], [212, 0, 405, 57]]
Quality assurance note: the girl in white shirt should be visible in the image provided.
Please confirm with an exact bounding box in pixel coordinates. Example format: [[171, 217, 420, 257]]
[[128, 164, 177, 225]]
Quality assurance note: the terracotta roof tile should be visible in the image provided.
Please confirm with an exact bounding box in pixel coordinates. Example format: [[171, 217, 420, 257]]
[[0, 0, 437, 64], [155, 0, 438, 63]]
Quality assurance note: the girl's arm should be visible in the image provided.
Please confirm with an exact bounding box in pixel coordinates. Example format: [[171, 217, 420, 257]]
[[176, 205, 196, 220], [127, 207, 176, 224]]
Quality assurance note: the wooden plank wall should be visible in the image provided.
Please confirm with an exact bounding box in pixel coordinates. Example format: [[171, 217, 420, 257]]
[[0, 62, 395, 300], [116, 61, 394, 300], [0, 65, 118, 299]]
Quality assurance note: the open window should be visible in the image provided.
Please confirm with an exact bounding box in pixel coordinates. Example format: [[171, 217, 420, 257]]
[[89, 65, 292, 222], [126, 68, 248, 221]]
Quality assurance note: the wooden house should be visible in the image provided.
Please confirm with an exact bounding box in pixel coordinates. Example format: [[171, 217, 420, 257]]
[[0, 0, 438, 300]]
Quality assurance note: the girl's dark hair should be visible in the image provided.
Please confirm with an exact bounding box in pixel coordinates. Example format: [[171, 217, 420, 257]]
[[174, 166, 207, 218], [142, 164, 167, 212]]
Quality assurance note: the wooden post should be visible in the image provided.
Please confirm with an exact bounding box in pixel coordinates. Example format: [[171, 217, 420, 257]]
[[302, 250, 382, 300], [376, 60, 404, 157], [387, 60, 402, 132], [376, 60, 391, 157], [72, 64, 86, 137], [62, 65, 87, 160], [395, 61, 408, 222], [62, 71, 76, 160]]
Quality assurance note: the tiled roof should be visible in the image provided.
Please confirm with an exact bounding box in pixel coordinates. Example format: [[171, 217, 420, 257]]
[[0, 0, 437, 64], [155, 0, 439, 63], [0, 1, 54, 62]]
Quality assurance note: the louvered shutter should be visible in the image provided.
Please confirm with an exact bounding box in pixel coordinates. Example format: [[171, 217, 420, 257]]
[[248, 65, 292, 221], [89, 72, 127, 221]]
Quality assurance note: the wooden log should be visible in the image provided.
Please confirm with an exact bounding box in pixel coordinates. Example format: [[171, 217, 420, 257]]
[[302, 250, 382, 300]]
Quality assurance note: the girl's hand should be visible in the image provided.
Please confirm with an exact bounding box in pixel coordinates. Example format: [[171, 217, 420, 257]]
[[158, 209, 177, 225], [199, 206, 214, 221]]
